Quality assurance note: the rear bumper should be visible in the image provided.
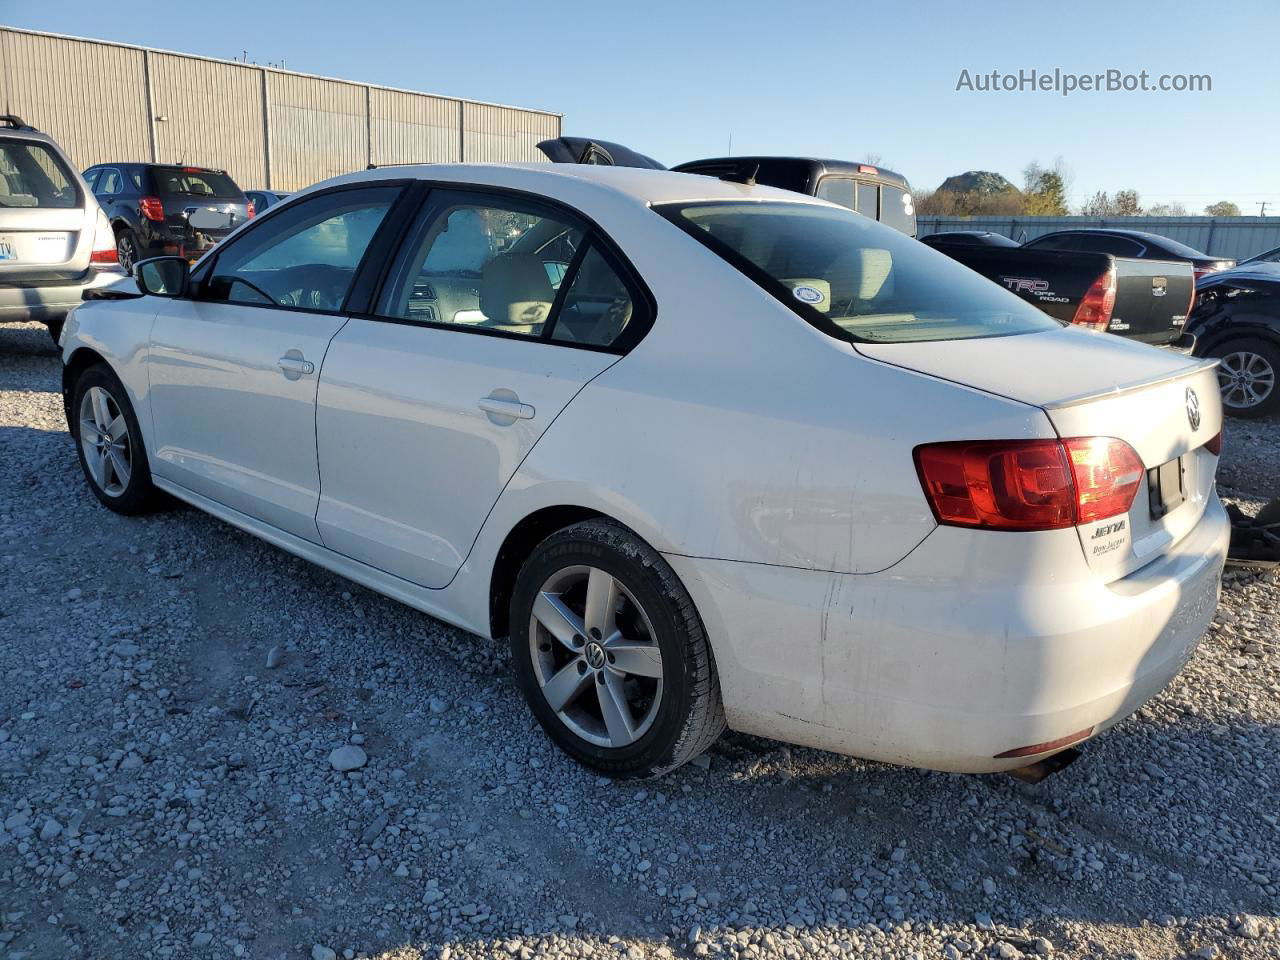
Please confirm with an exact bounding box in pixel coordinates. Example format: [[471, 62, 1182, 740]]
[[0, 268, 125, 323], [666, 494, 1229, 773]]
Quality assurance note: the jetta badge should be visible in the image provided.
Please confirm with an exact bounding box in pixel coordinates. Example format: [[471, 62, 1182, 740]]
[[1186, 387, 1201, 431]]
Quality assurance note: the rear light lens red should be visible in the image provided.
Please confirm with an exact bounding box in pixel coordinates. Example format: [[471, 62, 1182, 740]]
[[915, 437, 1144, 531], [247, 200, 256, 219], [1070, 266, 1116, 331], [1205, 431, 1223, 456], [1063, 437, 1145, 524], [139, 196, 166, 221], [89, 209, 118, 266]]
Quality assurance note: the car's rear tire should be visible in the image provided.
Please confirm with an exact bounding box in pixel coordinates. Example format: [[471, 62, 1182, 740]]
[[509, 519, 725, 778], [1208, 337, 1280, 418], [115, 227, 139, 273], [71, 364, 163, 515]]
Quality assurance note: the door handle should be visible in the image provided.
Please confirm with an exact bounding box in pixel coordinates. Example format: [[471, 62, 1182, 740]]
[[478, 396, 535, 421], [277, 353, 315, 380]]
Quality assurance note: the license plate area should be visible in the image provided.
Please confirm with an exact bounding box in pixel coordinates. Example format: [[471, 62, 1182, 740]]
[[1147, 455, 1185, 520]]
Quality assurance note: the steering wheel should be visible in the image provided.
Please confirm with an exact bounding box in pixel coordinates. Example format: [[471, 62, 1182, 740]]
[[273, 265, 349, 311]]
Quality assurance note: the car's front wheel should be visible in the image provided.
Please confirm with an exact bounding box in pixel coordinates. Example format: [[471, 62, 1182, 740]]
[[1210, 337, 1280, 418], [510, 519, 725, 777], [72, 364, 163, 514]]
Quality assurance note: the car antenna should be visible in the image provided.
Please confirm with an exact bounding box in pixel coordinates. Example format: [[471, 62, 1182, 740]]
[[719, 162, 759, 186]]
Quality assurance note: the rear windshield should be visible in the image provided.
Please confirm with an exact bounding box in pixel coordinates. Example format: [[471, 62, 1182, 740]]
[[878, 184, 916, 235], [658, 201, 1062, 343], [152, 167, 242, 199], [0, 138, 78, 208], [1143, 234, 1211, 259]]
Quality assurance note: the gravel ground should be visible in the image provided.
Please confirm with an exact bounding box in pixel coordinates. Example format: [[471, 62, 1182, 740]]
[[1, 320, 1278, 960]]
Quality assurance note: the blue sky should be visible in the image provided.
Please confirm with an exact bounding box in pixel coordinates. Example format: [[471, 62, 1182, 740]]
[[8, 0, 1278, 212]]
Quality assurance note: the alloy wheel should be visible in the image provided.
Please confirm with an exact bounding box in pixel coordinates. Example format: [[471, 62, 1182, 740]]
[[79, 386, 132, 497], [116, 233, 136, 271], [528, 565, 664, 749], [1218, 350, 1276, 411]]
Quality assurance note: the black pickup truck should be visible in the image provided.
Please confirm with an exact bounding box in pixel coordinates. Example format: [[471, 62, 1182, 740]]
[[921, 233, 1196, 347], [537, 137, 916, 236]]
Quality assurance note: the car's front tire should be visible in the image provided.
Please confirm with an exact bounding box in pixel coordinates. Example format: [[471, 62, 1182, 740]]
[[71, 364, 163, 515], [510, 519, 725, 778], [1209, 337, 1280, 418]]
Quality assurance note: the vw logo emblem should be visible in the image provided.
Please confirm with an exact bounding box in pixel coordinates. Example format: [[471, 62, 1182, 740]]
[[1186, 387, 1201, 431], [584, 641, 607, 670]]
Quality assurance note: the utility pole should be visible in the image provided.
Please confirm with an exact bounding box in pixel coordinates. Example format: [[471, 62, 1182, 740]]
[[1260, 202, 1269, 217]]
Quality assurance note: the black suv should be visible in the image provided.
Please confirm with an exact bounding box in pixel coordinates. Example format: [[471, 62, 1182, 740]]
[[81, 163, 253, 270]]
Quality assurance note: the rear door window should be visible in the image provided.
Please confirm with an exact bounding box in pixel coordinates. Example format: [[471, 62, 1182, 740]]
[[0, 139, 79, 208], [1074, 234, 1145, 256], [658, 200, 1061, 343], [1026, 234, 1080, 252], [378, 188, 640, 348]]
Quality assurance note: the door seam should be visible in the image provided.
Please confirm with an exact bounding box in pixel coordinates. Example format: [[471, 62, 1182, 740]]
[[310, 316, 353, 544]]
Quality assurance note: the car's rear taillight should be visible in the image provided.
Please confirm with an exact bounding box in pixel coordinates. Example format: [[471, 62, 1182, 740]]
[[1062, 437, 1145, 524], [139, 196, 166, 221], [89, 208, 118, 266], [247, 200, 256, 219], [1070, 266, 1116, 331], [1205, 430, 1223, 456], [915, 437, 1144, 532]]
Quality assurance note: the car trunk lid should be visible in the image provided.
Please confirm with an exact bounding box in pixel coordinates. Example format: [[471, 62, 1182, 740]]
[[1109, 257, 1195, 345], [858, 326, 1222, 579], [0, 206, 92, 281]]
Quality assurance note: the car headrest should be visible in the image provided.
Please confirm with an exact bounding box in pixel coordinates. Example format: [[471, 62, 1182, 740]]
[[480, 254, 555, 327]]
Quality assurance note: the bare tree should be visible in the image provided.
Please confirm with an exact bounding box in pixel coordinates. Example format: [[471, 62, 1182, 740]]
[[1080, 191, 1115, 216], [1146, 202, 1189, 217], [1114, 190, 1143, 216]]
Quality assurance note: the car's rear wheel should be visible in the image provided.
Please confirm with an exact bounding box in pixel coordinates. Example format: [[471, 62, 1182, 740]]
[[510, 519, 725, 777], [1209, 337, 1280, 418], [72, 364, 163, 514], [115, 228, 139, 272]]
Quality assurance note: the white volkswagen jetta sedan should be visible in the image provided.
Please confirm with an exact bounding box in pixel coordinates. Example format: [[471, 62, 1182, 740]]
[[61, 163, 1228, 778]]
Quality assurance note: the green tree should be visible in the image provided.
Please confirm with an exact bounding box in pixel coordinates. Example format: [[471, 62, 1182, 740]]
[[1204, 201, 1242, 217], [1022, 160, 1070, 216]]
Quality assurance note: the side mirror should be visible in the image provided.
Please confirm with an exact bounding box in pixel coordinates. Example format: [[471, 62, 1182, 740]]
[[134, 256, 189, 298]]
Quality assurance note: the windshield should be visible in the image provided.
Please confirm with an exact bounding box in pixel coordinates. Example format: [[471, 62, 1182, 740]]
[[657, 201, 1062, 343], [0, 138, 78, 208], [152, 167, 242, 199]]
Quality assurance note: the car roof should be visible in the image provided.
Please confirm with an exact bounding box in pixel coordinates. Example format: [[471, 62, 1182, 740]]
[[1039, 228, 1176, 244], [313, 162, 833, 208]]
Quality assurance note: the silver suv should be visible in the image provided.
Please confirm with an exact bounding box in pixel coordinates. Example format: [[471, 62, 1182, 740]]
[[0, 115, 124, 343]]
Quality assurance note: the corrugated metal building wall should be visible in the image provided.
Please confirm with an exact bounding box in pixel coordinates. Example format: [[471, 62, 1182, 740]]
[[917, 216, 1280, 261], [0, 26, 562, 191]]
